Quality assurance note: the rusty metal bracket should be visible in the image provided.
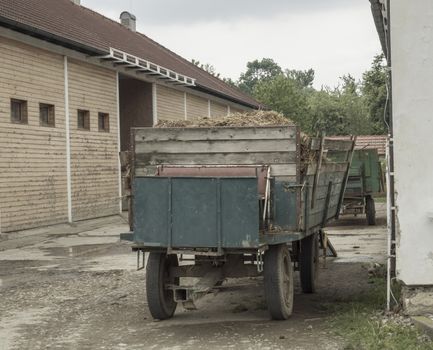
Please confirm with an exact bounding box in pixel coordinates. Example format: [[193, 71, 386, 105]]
[[256, 249, 265, 273], [137, 249, 145, 271]]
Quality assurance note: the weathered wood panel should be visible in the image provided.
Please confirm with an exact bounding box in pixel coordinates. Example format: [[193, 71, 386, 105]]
[[68, 59, 119, 221], [135, 139, 296, 154], [210, 101, 228, 117], [186, 93, 208, 118], [310, 138, 354, 151], [0, 37, 68, 232], [133, 126, 298, 177], [134, 126, 297, 142], [156, 84, 185, 121]]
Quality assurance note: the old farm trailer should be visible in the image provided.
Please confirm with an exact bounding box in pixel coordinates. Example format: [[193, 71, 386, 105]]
[[124, 126, 355, 320], [341, 149, 385, 225]]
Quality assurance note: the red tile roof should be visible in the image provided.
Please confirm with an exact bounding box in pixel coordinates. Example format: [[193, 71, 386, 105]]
[[0, 0, 261, 108], [330, 135, 388, 155]]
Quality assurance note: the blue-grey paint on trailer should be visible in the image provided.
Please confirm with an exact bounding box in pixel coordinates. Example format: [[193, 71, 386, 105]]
[[133, 177, 259, 249], [272, 181, 299, 230]]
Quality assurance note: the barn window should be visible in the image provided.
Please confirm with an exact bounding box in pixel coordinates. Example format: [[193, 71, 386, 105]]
[[77, 109, 90, 130], [39, 103, 55, 127], [98, 112, 110, 132], [10, 99, 28, 124]]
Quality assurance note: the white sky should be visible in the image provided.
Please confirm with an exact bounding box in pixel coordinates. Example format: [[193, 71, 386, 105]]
[[81, 0, 381, 89]]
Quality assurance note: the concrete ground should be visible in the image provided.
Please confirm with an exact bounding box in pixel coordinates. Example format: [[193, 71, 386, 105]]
[[0, 205, 387, 350]]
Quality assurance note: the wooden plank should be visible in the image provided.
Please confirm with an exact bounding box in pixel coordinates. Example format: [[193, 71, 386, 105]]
[[186, 93, 208, 119], [157, 85, 185, 121], [135, 139, 296, 154], [67, 59, 119, 222], [311, 138, 354, 151], [324, 139, 355, 151], [311, 136, 325, 208], [134, 126, 297, 142], [135, 151, 297, 167], [308, 161, 348, 175], [134, 164, 297, 177], [270, 164, 297, 177]]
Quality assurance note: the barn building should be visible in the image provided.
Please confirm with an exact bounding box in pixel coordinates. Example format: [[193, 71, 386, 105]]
[[0, 0, 260, 233]]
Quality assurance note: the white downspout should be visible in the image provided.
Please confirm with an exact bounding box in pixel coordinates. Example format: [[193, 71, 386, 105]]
[[152, 83, 158, 126], [386, 136, 392, 311], [184, 92, 187, 120], [116, 72, 122, 213], [64, 56, 72, 223]]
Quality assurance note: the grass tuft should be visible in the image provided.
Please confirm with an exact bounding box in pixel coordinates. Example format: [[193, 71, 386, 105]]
[[325, 277, 433, 350]]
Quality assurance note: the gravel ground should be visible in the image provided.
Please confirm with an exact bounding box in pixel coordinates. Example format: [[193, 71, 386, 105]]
[[0, 205, 387, 350]]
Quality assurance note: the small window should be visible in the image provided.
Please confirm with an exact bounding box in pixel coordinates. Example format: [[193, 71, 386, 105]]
[[11, 99, 28, 124], [98, 112, 109, 132], [39, 103, 55, 127], [77, 110, 90, 130]]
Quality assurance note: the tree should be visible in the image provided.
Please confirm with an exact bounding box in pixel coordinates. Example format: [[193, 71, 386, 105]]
[[362, 54, 389, 134], [253, 74, 310, 130], [191, 59, 220, 78], [286, 69, 315, 89], [238, 58, 283, 95]]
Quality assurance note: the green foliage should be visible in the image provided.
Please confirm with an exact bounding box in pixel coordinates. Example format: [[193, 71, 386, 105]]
[[232, 55, 389, 136], [253, 74, 309, 130], [326, 278, 433, 350], [191, 59, 220, 78], [238, 58, 283, 95], [362, 54, 389, 134], [286, 68, 315, 89]]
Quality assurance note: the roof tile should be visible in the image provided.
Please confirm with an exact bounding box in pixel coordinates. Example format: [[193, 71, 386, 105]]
[[0, 0, 260, 108]]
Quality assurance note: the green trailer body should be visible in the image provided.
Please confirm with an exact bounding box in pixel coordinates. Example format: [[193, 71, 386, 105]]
[[342, 149, 384, 225], [125, 126, 355, 320]]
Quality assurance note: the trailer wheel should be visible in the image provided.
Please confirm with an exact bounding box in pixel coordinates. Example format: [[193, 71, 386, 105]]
[[264, 244, 294, 320], [299, 232, 319, 293], [146, 252, 179, 320], [365, 196, 376, 226]]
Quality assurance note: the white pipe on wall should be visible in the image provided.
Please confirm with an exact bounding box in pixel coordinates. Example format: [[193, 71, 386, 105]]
[[152, 83, 158, 126], [116, 72, 122, 214], [386, 135, 392, 311], [184, 92, 187, 120], [64, 56, 72, 223]]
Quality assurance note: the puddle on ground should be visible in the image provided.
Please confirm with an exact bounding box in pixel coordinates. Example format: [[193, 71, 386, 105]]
[[41, 244, 114, 258], [0, 307, 51, 349]]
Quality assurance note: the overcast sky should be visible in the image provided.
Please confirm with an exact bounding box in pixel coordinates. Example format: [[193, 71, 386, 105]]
[[82, 0, 381, 89]]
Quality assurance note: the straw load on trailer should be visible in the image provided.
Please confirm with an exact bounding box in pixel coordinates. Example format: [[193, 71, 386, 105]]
[[122, 111, 355, 320]]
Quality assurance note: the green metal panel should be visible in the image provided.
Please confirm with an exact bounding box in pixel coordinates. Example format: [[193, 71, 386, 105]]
[[133, 177, 259, 249], [133, 177, 169, 246], [346, 149, 382, 196], [171, 178, 219, 248], [220, 178, 260, 248], [272, 180, 298, 230]]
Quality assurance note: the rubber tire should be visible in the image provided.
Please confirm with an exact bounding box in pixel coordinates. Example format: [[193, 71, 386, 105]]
[[299, 232, 319, 294], [264, 244, 294, 320], [365, 196, 376, 226], [146, 252, 179, 320]]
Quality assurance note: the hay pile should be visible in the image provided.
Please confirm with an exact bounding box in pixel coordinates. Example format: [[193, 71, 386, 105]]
[[156, 110, 293, 128], [155, 110, 315, 178]]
